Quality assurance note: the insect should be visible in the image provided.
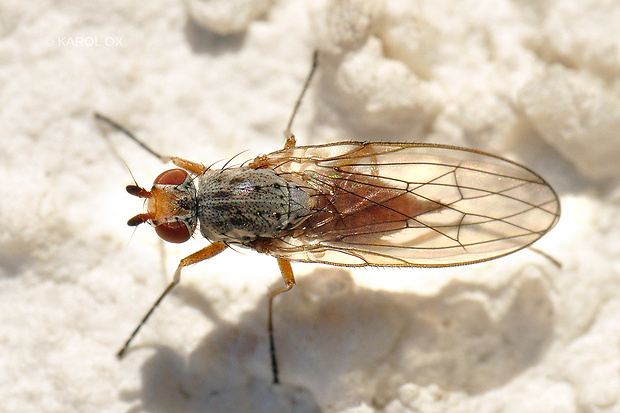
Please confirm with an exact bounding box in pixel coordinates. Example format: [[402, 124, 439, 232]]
[[97, 52, 560, 385]]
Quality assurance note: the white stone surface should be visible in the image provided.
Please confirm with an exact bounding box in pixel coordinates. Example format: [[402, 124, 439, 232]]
[[1, 1, 618, 412]]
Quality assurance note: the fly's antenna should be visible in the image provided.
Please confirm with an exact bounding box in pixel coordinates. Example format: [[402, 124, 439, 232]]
[[94, 113, 172, 164], [283, 51, 319, 144], [95, 114, 153, 245], [125, 160, 141, 187]]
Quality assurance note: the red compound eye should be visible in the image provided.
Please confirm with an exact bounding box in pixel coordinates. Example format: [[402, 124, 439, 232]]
[[155, 221, 191, 243], [153, 169, 188, 185]]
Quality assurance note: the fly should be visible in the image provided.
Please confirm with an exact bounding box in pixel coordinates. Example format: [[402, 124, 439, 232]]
[[97, 52, 560, 384]]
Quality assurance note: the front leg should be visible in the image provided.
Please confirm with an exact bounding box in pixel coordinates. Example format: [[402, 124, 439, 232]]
[[117, 242, 228, 358], [171, 157, 208, 175]]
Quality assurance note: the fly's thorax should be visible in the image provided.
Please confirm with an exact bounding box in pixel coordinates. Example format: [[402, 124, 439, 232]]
[[197, 167, 311, 244]]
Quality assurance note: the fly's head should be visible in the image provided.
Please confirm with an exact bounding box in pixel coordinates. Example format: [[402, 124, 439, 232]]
[[127, 169, 198, 243]]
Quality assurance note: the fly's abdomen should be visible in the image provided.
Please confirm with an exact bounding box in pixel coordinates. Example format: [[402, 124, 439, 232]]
[[197, 168, 310, 244]]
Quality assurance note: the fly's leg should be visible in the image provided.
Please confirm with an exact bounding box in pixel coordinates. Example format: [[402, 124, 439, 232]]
[[117, 242, 228, 359], [95, 113, 207, 175], [170, 157, 207, 175], [264, 51, 319, 383], [528, 246, 562, 268], [95, 113, 172, 164], [283, 51, 319, 149], [268, 258, 297, 384]]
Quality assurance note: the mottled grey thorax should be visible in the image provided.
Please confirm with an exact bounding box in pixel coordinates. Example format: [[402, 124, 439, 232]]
[[197, 167, 310, 244]]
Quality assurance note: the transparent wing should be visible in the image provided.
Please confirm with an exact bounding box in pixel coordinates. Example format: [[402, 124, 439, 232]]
[[253, 142, 560, 267]]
